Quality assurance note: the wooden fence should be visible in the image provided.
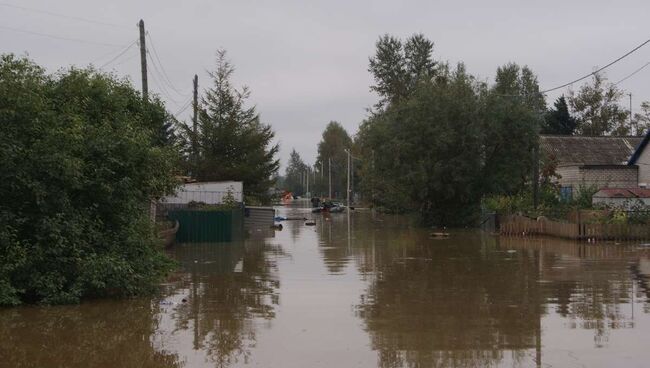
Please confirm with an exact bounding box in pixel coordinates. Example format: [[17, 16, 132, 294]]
[[499, 214, 650, 241]]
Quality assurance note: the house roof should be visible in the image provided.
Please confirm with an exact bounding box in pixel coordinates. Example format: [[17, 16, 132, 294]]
[[593, 188, 650, 198], [628, 129, 650, 164], [540, 135, 643, 166]]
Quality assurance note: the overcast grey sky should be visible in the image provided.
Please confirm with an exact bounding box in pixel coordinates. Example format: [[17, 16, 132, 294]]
[[2, 0, 650, 169]]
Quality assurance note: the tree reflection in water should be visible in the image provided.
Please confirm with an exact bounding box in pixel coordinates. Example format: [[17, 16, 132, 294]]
[[161, 238, 284, 367], [330, 212, 648, 368], [0, 299, 182, 368]]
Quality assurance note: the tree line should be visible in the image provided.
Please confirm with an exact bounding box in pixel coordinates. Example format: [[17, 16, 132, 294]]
[[294, 34, 650, 225]]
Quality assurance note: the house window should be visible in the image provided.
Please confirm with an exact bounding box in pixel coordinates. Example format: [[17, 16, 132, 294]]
[[560, 186, 573, 201]]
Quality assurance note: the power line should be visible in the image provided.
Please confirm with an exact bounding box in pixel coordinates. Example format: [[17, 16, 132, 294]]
[[540, 38, 650, 94], [0, 24, 124, 47], [614, 61, 650, 85], [0, 2, 129, 29], [495, 38, 650, 98], [147, 56, 184, 106], [111, 52, 139, 68], [146, 33, 190, 97], [90, 40, 138, 64], [98, 41, 138, 69], [174, 98, 193, 116]]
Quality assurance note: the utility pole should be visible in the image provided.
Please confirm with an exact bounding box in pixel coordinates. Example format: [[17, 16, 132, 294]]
[[629, 93, 633, 127], [192, 74, 198, 174], [328, 157, 332, 199], [351, 153, 354, 204], [138, 19, 148, 102], [346, 149, 350, 207], [533, 142, 539, 210], [306, 169, 309, 197]]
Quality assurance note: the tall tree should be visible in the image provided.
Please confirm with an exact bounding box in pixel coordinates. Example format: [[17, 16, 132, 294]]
[[542, 96, 577, 135], [180, 50, 279, 201], [568, 72, 629, 136], [632, 101, 650, 136], [368, 34, 437, 109], [316, 121, 352, 199], [284, 149, 308, 195]]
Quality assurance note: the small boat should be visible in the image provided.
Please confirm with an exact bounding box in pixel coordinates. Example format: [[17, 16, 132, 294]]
[[305, 220, 316, 226]]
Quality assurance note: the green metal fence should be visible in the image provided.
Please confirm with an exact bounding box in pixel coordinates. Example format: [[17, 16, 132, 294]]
[[167, 208, 244, 243]]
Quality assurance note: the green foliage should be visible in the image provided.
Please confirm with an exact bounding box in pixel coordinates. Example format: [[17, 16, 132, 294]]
[[178, 49, 279, 203], [568, 72, 629, 136], [368, 34, 438, 109], [284, 149, 308, 195], [315, 121, 352, 199], [359, 36, 544, 226], [542, 96, 577, 135], [632, 101, 650, 136], [0, 54, 179, 305]]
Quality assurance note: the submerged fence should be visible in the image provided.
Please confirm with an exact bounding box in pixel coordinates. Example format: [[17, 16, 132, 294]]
[[499, 214, 650, 241]]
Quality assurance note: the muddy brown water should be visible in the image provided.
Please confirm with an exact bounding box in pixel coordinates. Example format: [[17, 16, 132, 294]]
[[2, 202, 650, 367]]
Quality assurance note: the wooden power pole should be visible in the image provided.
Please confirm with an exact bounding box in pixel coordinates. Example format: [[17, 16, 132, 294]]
[[138, 19, 148, 102], [328, 157, 332, 199], [192, 74, 198, 175]]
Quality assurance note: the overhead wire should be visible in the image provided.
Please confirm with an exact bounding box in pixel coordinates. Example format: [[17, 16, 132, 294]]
[[0, 2, 129, 29], [540, 38, 650, 94], [146, 32, 190, 97], [90, 40, 138, 64], [0, 24, 125, 47], [495, 38, 650, 97], [174, 98, 193, 116], [614, 62, 650, 85], [98, 41, 138, 69], [147, 54, 185, 106]]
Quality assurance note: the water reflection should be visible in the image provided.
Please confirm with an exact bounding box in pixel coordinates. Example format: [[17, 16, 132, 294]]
[[2, 207, 650, 367], [353, 229, 542, 367], [0, 299, 182, 368], [157, 239, 284, 367]]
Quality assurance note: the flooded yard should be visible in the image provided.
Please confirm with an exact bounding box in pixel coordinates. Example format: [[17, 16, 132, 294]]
[[2, 202, 650, 367]]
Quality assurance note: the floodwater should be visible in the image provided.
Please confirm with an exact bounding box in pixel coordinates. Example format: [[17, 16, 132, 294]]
[[3, 202, 650, 367]]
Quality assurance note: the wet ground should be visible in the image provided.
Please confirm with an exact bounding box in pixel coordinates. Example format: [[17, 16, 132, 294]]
[[2, 201, 650, 367]]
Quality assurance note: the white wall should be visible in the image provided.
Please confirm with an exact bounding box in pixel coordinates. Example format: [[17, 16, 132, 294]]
[[162, 181, 243, 204], [638, 144, 650, 187]]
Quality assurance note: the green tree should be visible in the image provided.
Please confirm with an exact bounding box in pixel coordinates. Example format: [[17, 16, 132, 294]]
[[358, 63, 485, 223], [542, 96, 577, 135], [568, 72, 629, 136], [358, 35, 544, 225], [316, 121, 352, 199], [180, 50, 279, 202], [368, 34, 437, 109], [481, 63, 543, 196], [0, 54, 178, 305], [631, 101, 650, 136], [284, 149, 308, 195]]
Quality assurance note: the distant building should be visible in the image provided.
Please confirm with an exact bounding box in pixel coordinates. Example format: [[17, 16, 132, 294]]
[[540, 135, 643, 199], [627, 130, 650, 188]]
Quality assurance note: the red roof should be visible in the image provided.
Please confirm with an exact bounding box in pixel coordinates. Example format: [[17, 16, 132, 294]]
[[593, 188, 650, 198]]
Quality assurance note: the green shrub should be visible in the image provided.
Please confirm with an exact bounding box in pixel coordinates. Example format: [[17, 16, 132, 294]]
[[0, 55, 178, 305]]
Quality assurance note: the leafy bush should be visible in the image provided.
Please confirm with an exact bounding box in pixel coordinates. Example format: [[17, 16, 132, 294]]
[[0, 55, 179, 305]]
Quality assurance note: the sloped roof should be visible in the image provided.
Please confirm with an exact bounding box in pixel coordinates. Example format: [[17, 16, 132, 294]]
[[628, 129, 650, 164], [540, 135, 643, 166], [593, 188, 650, 198]]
